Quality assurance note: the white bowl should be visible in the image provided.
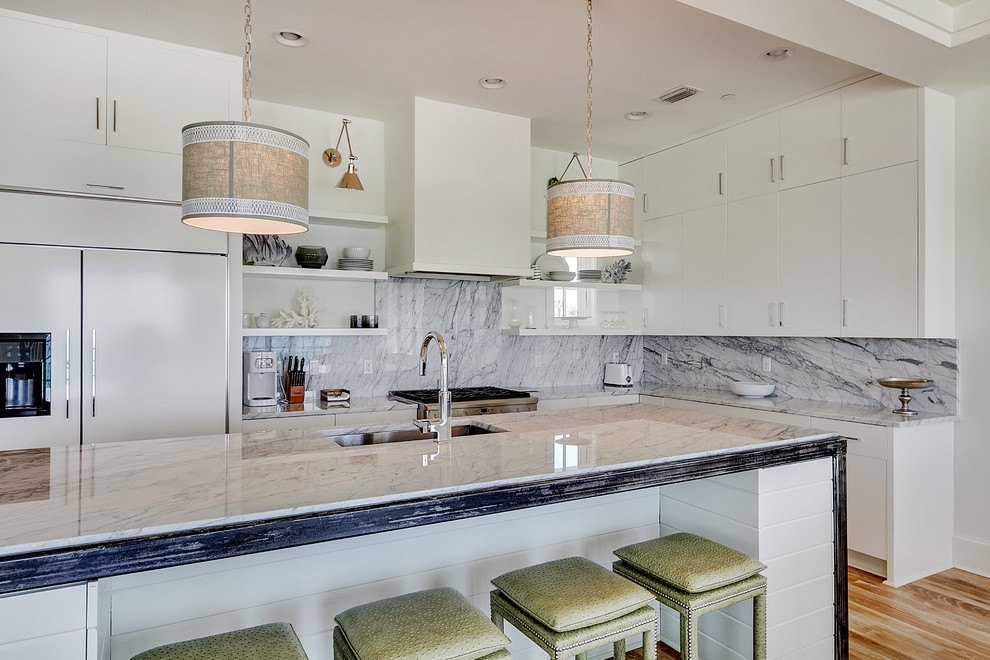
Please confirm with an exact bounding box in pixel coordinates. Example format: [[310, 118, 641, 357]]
[[547, 271, 575, 282], [342, 246, 371, 259], [728, 381, 775, 398]]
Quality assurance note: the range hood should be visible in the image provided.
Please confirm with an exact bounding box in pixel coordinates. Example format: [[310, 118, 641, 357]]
[[384, 97, 532, 280]]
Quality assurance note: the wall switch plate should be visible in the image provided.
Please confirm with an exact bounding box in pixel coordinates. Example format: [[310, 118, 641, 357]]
[[535, 354, 547, 369], [762, 356, 772, 373], [363, 359, 373, 374], [661, 352, 669, 366]]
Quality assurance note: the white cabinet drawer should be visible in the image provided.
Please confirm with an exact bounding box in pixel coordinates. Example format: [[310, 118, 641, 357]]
[[0, 583, 87, 645]]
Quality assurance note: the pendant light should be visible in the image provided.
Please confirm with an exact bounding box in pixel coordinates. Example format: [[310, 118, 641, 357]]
[[181, 0, 310, 235], [546, 0, 634, 258]]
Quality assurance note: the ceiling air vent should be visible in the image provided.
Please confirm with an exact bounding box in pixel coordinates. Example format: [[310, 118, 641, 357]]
[[652, 85, 703, 104]]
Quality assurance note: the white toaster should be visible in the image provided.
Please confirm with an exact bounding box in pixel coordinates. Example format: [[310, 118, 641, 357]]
[[603, 362, 633, 387]]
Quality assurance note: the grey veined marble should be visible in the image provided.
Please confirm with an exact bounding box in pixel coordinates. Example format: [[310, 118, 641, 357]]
[[643, 336, 957, 415], [244, 279, 643, 397]]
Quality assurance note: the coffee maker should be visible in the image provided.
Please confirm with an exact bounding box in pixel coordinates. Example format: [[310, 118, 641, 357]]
[[243, 351, 278, 407]]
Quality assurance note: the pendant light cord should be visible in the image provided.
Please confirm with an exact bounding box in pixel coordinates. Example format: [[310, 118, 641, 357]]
[[243, 0, 253, 123], [586, 0, 593, 179]]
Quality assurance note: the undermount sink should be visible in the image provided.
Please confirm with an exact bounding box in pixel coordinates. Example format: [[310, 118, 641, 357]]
[[326, 423, 506, 448]]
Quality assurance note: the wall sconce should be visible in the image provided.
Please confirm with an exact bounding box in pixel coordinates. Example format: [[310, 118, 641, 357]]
[[322, 118, 364, 191]]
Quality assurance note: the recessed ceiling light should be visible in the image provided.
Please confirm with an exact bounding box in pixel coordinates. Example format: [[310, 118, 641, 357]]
[[762, 47, 793, 61], [721, 93, 736, 101], [624, 111, 651, 121], [478, 77, 508, 89], [274, 30, 307, 47]]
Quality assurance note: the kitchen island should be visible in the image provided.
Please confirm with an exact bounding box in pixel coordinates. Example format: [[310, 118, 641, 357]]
[[0, 402, 845, 659]]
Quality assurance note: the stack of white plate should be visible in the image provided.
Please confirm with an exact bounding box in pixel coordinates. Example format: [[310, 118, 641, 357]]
[[530, 265, 543, 280], [578, 269, 602, 282], [338, 258, 374, 271]]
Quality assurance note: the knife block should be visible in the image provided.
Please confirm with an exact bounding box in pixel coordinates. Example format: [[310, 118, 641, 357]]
[[286, 376, 305, 404]]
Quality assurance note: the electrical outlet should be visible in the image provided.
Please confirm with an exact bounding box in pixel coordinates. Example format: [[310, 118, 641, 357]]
[[762, 356, 772, 373], [319, 364, 329, 374], [535, 354, 547, 369], [661, 352, 669, 366], [363, 359, 373, 374]]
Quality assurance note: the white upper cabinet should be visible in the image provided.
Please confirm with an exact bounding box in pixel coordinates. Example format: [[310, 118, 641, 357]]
[[779, 90, 842, 190], [682, 205, 727, 335], [641, 144, 681, 219], [106, 37, 235, 154], [0, 17, 107, 145], [640, 131, 725, 219], [777, 179, 841, 336], [726, 113, 779, 201], [840, 162, 919, 337], [726, 193, 779, 334], [641, 215, 683, 334], [841, 76, 918, 176], [385, 97, 531, 278]]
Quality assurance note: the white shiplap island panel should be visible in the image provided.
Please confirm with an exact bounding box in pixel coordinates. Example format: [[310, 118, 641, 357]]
[[0, 403, 846, 660]]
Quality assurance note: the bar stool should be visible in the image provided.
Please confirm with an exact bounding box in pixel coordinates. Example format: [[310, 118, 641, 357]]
[[130, 622, 309, 659], [489, 556, 657, 660], [333, 586, 511, 660], [612, 533, 768, 660]]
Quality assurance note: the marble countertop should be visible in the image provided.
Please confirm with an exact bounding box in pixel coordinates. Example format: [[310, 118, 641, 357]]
[[243, 396, 413, 419], [1, 402, 836, 562], [639, 385, 956, 427]]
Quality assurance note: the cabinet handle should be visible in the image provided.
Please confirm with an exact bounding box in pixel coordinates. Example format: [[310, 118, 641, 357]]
[[95, 98, 100, 130], [779, 155, 785, 181], [718, 304, 726, 328], [643, 193, 649, 215], [91, 329, 97, 417], [769, 302, 775, 327], [770, 158, 776, 183], [85, 184, 125, 192], [112, 100, 117, 133], [842, 138, 849, 165], [779, 302, 785, 327], [65, 329, 71, 419], [842, 299, 849, 327], [718, 172, 724, 196], [643, 308, 649, 328]]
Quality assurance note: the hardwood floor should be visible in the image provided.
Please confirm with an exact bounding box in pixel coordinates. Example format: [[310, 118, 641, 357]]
[[622, 566, 990, 659]]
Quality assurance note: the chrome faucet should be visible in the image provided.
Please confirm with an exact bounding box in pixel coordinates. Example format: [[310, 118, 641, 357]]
[[412, 331, 451, 442]]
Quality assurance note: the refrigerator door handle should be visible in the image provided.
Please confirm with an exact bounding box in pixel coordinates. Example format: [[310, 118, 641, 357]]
[[91, 329, 97, 417], [66, 329, 71, 418]]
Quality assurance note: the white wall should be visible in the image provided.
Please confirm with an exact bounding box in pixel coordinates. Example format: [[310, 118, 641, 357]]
[[953, 84, 990, 577]]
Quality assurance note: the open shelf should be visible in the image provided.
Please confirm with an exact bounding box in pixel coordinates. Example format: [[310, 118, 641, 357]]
[[242, 266, 388, 282], [242, 328, 387, 337], [309, 210, 388, 227], [501, 328, 643, 336], [503, 279, 641, 291]]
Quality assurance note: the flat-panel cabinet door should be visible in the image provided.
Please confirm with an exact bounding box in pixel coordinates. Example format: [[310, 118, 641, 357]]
[[0, 15, 107, 145], [847, 454, 888, 559], [680, 131, 726, 213], [726, 113, 778, 201], [107, 37, 233, 154], [81, 250, 227, 443], [779, 90, 842, 190], [778, 180, 841, 336], [641, 146, 683, 219], [726, 193, 778, 335], [641, 215, 683, 334], [682, 205, 727, 335], [841, 76, 918, 176], [0, 246, 81, 449], [840, 163, 918, 337]]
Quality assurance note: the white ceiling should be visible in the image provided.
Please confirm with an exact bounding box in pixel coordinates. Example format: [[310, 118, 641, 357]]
[[0, 0, 934, 162]]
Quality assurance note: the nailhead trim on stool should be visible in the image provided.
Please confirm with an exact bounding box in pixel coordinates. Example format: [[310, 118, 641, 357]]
[[490, 557, 658, 660], [130, 622, 309, 660], [613, 533, 768, 660], [333, 587, 511, 660]]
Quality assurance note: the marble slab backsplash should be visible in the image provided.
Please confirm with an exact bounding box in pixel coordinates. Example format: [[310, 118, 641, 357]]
[[643, 336, 957, 415], [244, 279, 643, 398]]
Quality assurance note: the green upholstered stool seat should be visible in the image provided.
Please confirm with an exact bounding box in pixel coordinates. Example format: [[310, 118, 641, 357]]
[[130, 622, 308, 660], [333, 586, 511, 660], [489, 557, 657, 660], [613, 533, 768, 660]]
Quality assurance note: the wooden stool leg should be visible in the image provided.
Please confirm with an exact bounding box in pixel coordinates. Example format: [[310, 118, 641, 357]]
[[753, 593, 767, 660], [613, 637, 626, 659], [685, 610, 700, 660], [643, 626, 657, 660]]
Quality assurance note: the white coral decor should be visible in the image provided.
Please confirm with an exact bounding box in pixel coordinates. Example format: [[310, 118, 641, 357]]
[[271, 289, 322, 328]]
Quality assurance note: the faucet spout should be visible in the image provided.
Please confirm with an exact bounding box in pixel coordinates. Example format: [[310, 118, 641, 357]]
[[413, 331, 451, 442]]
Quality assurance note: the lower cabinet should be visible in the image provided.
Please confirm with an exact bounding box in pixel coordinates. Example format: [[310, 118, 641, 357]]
[[656, 397, 954, 586], [0, 583, 91, 660]]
